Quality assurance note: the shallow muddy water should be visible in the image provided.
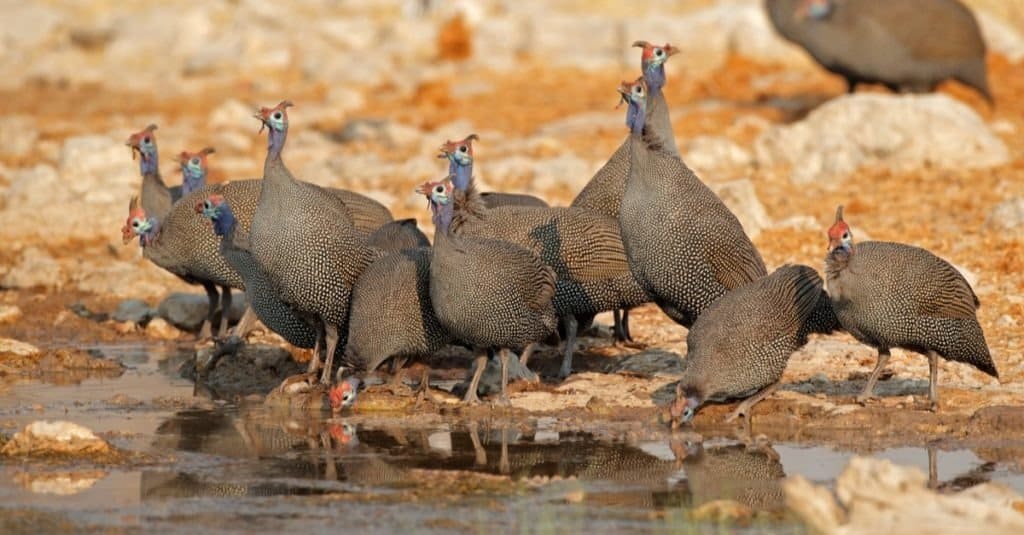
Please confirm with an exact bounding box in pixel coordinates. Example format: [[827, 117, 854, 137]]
[[0, 344, 1021, 534]]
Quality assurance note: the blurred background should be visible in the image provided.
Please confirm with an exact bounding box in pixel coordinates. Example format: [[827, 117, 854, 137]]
[[0, 0, 1021, 382]]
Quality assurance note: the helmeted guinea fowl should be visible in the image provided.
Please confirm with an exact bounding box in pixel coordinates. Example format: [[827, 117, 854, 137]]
[[765, 0, 992, 102], [670, 264, 837, 425], [177, 147, 215, 197], [196, 194, 323, 352], [424, 177, 558, 403], [431, 136, 649, 380], [248, 100, 378, 386], [439, 134, 548, 209], [824, 206, 998, 410], [124, 132, 254, 339], [127, 124, 178, 220], [571, 42, 681, 341], [365, 218, 430, 252], [342, 245, 451, 403], [618, 78, 766, 328]]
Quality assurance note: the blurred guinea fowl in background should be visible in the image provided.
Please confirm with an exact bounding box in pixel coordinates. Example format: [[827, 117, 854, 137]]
[[765, 0, 992, 102]]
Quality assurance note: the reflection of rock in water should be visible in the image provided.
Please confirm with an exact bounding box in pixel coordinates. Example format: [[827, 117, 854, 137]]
[[680, 444, 786, 512]]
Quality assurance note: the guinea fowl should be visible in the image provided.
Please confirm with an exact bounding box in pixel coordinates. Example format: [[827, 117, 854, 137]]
[[765, 0, 992, 102], [824, 206, 998, 410], [670, 264, 836, 425], [343, 245, 451, 403], [196, 194, 321, 351], [571, 41, 680, 341], [127, 124, 177, 219], [365, 218, 430, 252], [432, 135, 649, 379], [124, 132, 255, 339], [248, 100, 377, 386], [177, 147, 215, 197], [439, 135, 548, 209], [618, 78, 766, 327], [423, 177, 557, 403]]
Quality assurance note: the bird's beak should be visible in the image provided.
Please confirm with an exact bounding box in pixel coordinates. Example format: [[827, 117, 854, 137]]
[[253, 114, 266, 133]]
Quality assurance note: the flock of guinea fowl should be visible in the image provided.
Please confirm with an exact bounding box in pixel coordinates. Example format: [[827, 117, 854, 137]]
[[121, 11, 1000, 427]]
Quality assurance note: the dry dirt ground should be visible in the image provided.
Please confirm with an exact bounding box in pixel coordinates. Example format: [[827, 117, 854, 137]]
[[0, 10, 1022, 448]]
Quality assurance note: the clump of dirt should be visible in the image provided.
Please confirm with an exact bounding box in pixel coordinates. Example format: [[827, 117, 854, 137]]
[[1, 421, 121, 463], [181, 343, 304, 400]]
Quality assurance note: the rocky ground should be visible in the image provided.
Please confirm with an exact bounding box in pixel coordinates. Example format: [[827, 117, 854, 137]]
[[0, 0, 1023, 456]]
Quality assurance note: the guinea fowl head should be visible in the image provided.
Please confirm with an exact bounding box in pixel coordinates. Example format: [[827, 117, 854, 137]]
[[438, 134, 478, 167], [669, 382, 702, 425], [122, 196, 157, 246], [177, 147, 214, 191], [254, 100, 293, 134], [618, 77, 647, 134], [126, 125, 159, 175], [329, 377, 361, 412], [415, 177, 454, 211], [195, 194, 234, 236], [796, 0, 832, 20], [632, 41, 678, 84], [827, 205, 853, 254]]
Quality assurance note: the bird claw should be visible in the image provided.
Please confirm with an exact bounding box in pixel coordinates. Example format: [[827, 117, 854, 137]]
[[855, 394, 876, 406]]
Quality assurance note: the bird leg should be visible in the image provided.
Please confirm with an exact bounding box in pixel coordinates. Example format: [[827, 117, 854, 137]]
[[217, 284, 232, 338], [413, 366, 436, 407], [928, 446, 938, 489], [856, 348, 891, 404], [462, 355, 487, 405], [307, 326, 323, 375], [198, 282, 219, 340], [499, 426, 510, 475], [725, 380, 781, 424], [612, 309, 627, 342], [927, 350, 940, 412], [319, 324, 339, 385], [495, 348, 512, 406], [518, 343, 536, 368], [622, 309, 633, 342], [559, 315, 578, 380], [468, 421, 486, 466], [385, 362, 411, 396], [232, 305, 258, 341]]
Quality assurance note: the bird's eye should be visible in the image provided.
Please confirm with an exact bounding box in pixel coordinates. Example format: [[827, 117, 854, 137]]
[[132, 220, 140, 228], [434, 185, 444, 194], [459, 146, 469, 153], [143, 137, 151, 144], [191, 158, 200, 165], [273, 112, 282, 120], [655, 48, 664, 57], [843, 232, 850, 239]]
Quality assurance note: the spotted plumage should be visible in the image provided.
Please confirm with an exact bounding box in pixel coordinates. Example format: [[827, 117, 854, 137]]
[[824, 206, 997, 408], [423, 177, 557, 402], [248, 101, 378, 385], [365, 218, 430, 252], [672, 264, 832, 423], [431, 136, 649, 378], [618, 78, 766, 327]]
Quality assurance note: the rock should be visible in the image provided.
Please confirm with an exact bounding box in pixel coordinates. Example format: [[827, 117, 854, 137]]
[[977, 11, 1024, 63], [684, 136, 754, 178], [111, 299, 153, 323], [784, 456, 1024, 534], [1, 247, 62, 289], [610, 349, 685, 376], [0, 338, 41, 357], [1, 421, 112, 458], [0, 305, 22, 324], [754, 94, 1010, 185], [986, 197, 1024, 238], [145, 318, 182, 340], [157, 291, 245, 332], [58, 135, 137, 204], [0, 116, 39, 160], [711, 179, 770, 239]]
